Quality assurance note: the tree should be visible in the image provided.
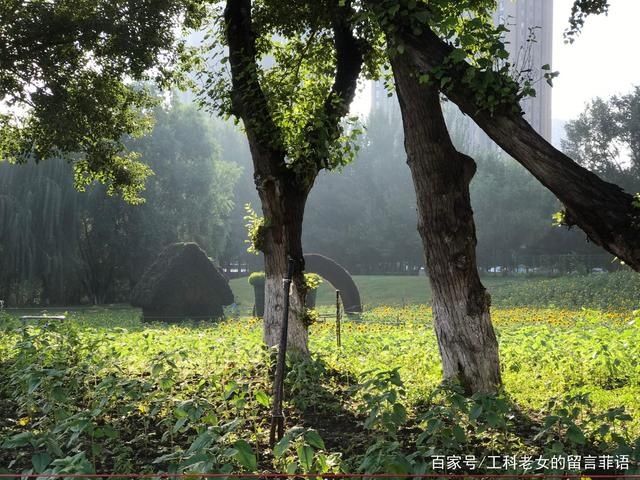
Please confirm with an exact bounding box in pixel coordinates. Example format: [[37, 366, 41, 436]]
[[0, 158, 83, 305], [197, 0, 365, 353], [332, 0, 509, 393], [0, 100, 239, 305], [369, 0, 640, 272], [562, 87, 640, 194], [342, 0, 640, 394], [77, 101, 240, 303], [0, 0, 205, 201]]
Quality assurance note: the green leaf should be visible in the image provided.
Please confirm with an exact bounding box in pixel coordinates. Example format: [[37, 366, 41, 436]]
[[304, 430, 325, 450], [173, 416, 188, 433], [470, 404, 483, 420], [2, 432, 33, 448], [27, 375, 41, 394], [44, 436, 64, 457], [391, 403, 407, 425], [174, 407, 188, 419], [452, 425, 466, 443], [101, 425, 119, 439], [32, 452, 51, 473], [232, 439, 257, 471], [567, 425, 586, 445], [297, 445, 314, 472], [255, 390, 270, 408], [273, 434, 291, 458], [486, 411, 501, 427], [187, 430, 216, 454], [385, 454, 412, 474]]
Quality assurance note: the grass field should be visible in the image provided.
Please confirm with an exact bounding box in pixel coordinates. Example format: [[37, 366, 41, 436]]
[[230, 271, 640, 310], [229, 274, 521, 309], [1, 273, 640, 475]]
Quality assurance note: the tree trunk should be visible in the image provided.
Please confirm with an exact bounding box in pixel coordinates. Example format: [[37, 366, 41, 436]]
[[391, 54, 501, 395], [224, 0, 363, 355], [259, 177, 310, 355], [394, 24, 640, 271]]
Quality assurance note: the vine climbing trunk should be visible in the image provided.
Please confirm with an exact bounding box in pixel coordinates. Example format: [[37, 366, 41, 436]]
[[224, 0, 363, 354], [392, 54, 502, 395]]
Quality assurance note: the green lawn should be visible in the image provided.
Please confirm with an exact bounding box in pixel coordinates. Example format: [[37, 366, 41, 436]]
[[229, 274, 525, 309], [230, 271, 640, 310]]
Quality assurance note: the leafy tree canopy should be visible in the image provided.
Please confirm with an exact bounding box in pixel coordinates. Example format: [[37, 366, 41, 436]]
[[562, 86, 640, 193], [192, 0, 385, 186], [0, 0, 206, 202]]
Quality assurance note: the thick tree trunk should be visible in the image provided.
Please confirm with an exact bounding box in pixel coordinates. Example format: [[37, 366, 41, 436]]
[[394, 24, 640, 271], [224, 0, 363, 355], [258, 177, 310, 355], [392, 55, 501, 394]]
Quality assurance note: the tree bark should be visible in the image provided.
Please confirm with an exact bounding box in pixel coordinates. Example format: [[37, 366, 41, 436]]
[[391, 54, 501, 394], [393, 23, 640, 271], [259, 177, 310, 354], [224, 0, 363, 354]]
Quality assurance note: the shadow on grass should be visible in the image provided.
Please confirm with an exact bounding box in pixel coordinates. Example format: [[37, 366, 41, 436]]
[[282, 354, 371, 460]]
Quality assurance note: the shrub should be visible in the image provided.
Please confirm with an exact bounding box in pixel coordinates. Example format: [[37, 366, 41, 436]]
[[304, 273, 323, 291], [248, 272, 266, 286]]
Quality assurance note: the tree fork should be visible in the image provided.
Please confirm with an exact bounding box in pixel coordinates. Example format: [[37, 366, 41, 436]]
[[391, 22, 640, 271], [224, 0, 364, 353], [391, 53, 502, 395]]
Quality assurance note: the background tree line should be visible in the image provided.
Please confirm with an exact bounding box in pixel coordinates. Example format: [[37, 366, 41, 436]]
[[0, 100, 240, 306], [225, 93, 635, 275], [2, 87, 637, 306]]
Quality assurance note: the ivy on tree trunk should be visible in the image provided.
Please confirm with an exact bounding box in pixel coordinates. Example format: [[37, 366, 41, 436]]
[[223, 0, 363, 353]]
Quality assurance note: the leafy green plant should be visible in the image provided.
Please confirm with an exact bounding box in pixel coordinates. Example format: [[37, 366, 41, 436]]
[[243, 203, 266, 254], [300, 308, 320, 327], [152, 424, 237, 474], [351, 369, 407, 436], [304, 273, 323, 291], [248, 271, 266, 286], [272, 427, 341, 474], [2, 300, 640, 474]]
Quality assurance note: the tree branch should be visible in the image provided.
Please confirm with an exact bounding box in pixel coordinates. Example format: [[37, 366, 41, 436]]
[[378, 13, 640, 270], [224, 0, 286, 176], [306, 0, 364, 171]]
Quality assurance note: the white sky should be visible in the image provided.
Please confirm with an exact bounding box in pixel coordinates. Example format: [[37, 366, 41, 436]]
[[553, 0, 640, 120], [353, 0, 640, 122]]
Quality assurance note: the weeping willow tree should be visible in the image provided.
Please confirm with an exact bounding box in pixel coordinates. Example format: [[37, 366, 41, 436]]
[[0, 159, 83, 305], [0, 100, 240, 306]]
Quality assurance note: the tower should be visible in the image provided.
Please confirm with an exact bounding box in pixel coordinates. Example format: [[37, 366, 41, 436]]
[[494, 0, 553, 141]]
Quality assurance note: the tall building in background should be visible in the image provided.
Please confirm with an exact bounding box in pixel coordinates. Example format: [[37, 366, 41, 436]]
[[369, 0, 553, 144], [370, 77, 397, 123], [494, 0, 553, 141]]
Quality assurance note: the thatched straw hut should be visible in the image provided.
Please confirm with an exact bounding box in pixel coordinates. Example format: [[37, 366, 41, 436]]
[[131, 242, 234, 321]]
